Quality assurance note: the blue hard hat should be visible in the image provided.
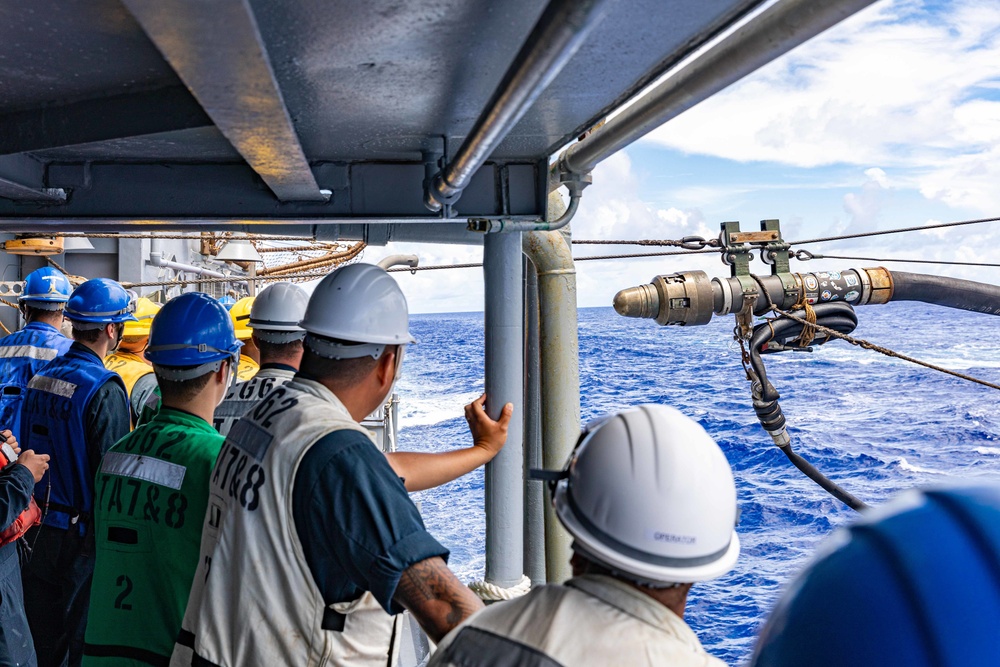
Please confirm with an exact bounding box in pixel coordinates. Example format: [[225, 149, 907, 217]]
[[751, 484, 1000, 667], [218, 295, 237, 310], [20, 267, 72, 308], [145, 292, 242, 379], [65, 278, 138, 327]]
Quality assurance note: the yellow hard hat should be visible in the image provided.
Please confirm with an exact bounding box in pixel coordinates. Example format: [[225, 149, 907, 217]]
[[230, 296, 255, 340], [123, 297, 161, 338]]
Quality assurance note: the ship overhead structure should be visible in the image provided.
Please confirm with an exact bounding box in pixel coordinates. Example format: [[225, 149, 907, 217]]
[[0, 0, 885, 590]]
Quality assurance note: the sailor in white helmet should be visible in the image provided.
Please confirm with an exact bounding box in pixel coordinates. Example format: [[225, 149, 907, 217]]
[[213, 282, 309, 436], [172, 263, 513, 667], [430, 404, 739, 667]]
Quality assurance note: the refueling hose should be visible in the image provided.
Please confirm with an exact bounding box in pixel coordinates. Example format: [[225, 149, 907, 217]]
[[890, 271, 1000, 316], [747, 302, 869, 511]]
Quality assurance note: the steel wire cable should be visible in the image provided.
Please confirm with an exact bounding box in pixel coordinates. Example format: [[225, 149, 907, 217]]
[[787, 215, 1000, 246], [792, 252, 1000, 268]]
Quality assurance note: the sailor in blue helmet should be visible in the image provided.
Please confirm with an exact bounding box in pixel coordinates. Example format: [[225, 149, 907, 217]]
[[84, 292, 240, 666], [751, 484, 1000, 667], [217, 294, 236, 311], [19, 277, 135, 667], [0, 267, 74, 441]]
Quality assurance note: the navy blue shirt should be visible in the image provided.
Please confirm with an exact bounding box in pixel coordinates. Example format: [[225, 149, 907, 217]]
[[292, 429, 449, 614]]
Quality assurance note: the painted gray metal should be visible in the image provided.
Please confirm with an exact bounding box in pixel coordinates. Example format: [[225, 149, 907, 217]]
[[523, 261, 545, 587], [484, 231, 525, 588], [0, 0, 770, 225], [121, 0, 325, 202]]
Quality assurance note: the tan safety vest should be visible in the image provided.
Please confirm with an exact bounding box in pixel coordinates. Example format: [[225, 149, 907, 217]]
[[172, 378, 398, 667], [104, 350, 153, 397], [213, 366, 295, 436], [430, 575, 726, 667]]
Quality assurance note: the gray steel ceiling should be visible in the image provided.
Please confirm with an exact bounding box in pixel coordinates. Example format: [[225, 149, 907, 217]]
[[0, 0, 762, 164]]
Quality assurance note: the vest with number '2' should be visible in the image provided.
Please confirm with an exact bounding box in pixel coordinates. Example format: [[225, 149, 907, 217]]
[[82, 408, 224, 665]]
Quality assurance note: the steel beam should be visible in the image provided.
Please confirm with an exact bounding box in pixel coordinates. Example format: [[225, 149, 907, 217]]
[[0, 161, 541, 219], [0, 86, 212, 156], [425, 0, 608, 211], [0, 155, 66, 203], [483, 230, 525, 588], [122, 0, 325, 202], [559, 0, 879, 176]]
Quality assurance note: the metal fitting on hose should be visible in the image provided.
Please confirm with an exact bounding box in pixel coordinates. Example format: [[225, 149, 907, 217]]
[[613, 270, 714, 326]]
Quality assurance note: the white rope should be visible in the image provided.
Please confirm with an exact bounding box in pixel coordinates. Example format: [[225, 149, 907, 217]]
[[468, 574, 532, 601]]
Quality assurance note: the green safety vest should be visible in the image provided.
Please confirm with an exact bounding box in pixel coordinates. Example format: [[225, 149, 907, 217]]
[[83, 407, 224, 666]]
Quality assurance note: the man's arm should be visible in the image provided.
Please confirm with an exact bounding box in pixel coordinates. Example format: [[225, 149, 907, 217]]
[[393, 556, 484, 644], [386, 395, 513, 492]]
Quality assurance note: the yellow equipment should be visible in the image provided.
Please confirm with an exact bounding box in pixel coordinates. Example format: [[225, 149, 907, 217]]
[[230, 296, 254, 341], [123, 297, 161, 340]]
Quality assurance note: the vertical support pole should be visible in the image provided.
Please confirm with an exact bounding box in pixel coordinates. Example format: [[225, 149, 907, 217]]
[[523, 258, 544, 586], [483, 230, 524, 588]]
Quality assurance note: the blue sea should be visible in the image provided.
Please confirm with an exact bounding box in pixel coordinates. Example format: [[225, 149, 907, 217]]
[[395, 302, 1000, 665]]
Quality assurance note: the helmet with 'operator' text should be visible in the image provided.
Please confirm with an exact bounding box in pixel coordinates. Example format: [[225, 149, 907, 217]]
[[123, 297, 161, 339], [299, 263, 415, 360], [20, 267, 72, 310], [751, 484, 1000, 667], [65, 278, 138, 329], [229, 296, 254, 341], [541, 404, 739, 586], [145, 292, 242, 381], [249, 282, 309, 344]]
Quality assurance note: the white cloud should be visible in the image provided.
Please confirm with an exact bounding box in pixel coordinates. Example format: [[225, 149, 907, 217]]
[[643, 0, 1000, 213]]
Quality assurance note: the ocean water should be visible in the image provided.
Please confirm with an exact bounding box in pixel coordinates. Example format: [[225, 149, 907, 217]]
[[395, 302, 1000, 665]]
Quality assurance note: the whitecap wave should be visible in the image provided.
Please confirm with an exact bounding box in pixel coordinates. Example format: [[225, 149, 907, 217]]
[[894, 457, 945, 474], [397, 392, 481, 427], [974, 446, 1000, 456]]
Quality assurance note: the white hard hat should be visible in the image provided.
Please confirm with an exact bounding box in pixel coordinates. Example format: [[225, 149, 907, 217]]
[[249, 282, 309, 343], [300, 263, 416, 360], [551, 404, 740, 585]]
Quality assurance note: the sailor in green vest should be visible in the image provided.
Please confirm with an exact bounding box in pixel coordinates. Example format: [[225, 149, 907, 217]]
[[82, 292, 241, 666]]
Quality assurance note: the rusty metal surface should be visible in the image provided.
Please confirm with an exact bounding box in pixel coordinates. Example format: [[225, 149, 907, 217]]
[[121, 0, 325, 202], [865, 267, 894, 304]]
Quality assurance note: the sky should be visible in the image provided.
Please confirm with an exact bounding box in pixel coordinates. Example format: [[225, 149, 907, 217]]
[[362, 0, 1000, 314]]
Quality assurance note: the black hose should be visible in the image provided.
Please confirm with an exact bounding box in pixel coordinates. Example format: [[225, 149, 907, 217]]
[[748, 302, 858, 402], [891, 271, 1000, 315], [747, 302, 868, 512], [777, 442, 869, 511]]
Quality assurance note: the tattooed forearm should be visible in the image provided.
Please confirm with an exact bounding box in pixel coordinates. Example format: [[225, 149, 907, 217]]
[[394, 556, 484, 642]]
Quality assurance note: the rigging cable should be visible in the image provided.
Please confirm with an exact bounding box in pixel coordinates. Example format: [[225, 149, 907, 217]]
[[787, 215, 1000, 246], [791, 251, 1000, 268]]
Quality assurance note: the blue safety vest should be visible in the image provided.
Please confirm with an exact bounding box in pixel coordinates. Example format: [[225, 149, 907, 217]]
[[0, 322, 72, 441], [20, 345, 126, 532]]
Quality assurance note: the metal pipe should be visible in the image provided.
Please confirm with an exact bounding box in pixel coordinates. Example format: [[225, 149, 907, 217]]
[[523, 259, 545, 586], [483, 230, 525, 588], [559, 0, 878, 176], [0, 216, 538, 233], [376, 255, 419, 270], [424, 0, 608, 211], [522, 228, 579, 583], [148, 251, 228, 279], [486, 193, 582, 234]]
